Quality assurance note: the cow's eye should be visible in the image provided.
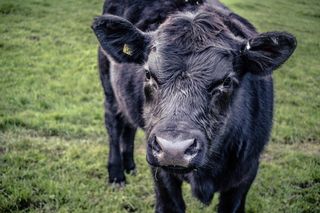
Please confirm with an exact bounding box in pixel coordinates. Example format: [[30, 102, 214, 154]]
[[223, 77, 232, 88], [145, 69, 151, 80], [207, 79, 223, 94], [208, 76, 236, 96]]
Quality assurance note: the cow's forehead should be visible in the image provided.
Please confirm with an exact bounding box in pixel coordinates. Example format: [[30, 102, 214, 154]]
[[153, 10, 236, 51], [147, 46, 234, 85], [145, 10, 239, 83]]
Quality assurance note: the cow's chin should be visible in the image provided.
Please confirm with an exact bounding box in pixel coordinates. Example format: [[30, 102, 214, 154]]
[[161, 165, 194, 174]]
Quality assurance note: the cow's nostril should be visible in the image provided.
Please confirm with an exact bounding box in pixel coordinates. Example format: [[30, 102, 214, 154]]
[[184, 139, 198, 156], [152, 137, 162, 153]]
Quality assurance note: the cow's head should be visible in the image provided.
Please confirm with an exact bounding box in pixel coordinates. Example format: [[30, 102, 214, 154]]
[[92, 11, 296, 173]]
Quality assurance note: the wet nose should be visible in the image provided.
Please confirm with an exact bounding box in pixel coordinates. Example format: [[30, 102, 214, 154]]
[[152, 136, 199, 167]]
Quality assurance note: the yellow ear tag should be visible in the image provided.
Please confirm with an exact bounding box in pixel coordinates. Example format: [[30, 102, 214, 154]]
[[123, 43, 133, 56]]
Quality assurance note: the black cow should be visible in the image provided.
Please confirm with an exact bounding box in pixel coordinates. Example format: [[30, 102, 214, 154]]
[[91, 0, 296, 212]]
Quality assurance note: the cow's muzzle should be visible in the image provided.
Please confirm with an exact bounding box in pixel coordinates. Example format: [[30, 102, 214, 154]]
[[146, 131, 204, 172]]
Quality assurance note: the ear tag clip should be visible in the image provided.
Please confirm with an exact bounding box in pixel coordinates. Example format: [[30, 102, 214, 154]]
[[123, 43, 133, 56], [245, 41, 251, 50]]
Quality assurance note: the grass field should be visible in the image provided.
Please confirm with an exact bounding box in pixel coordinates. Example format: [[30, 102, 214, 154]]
[[0, 0, 319, 212]]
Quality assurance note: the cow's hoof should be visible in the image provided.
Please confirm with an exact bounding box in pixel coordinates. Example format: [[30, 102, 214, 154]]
[[124, 161, 136, 175], [125, 168, 137, 176], [109, 179, 126, 189]]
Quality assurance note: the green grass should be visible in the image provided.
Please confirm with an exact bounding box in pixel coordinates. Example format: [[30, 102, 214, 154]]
[[1, 132, 319, 212], [0, 0, 319, 212]]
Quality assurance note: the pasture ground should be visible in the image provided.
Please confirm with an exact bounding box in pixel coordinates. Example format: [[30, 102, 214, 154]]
[[0, 0, 319, 212]]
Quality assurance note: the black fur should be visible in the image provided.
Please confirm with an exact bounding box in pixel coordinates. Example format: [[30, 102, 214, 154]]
[[92, 0, 296, 212]]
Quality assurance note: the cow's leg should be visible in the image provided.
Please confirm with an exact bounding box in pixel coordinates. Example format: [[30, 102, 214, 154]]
[[105, 112, 125, 185], [120, 123, 136, 174], [218, 166, 258, 213], [98, 48, 125, 185], [153, 169, 185, 213]]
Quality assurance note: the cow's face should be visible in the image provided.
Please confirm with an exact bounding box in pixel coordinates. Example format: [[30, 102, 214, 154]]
[[92, 12, 296, 173]]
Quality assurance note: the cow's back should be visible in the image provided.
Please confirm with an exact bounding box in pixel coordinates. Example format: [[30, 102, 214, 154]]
[[101, 0, 226, 31]]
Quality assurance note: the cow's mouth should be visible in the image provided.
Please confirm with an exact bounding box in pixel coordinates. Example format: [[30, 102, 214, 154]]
[[161, 165, 194, 174]]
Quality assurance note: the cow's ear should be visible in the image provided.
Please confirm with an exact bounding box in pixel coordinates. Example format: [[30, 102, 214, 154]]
[[91, 15, 150, 64], [242, 32, 297, 75]]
